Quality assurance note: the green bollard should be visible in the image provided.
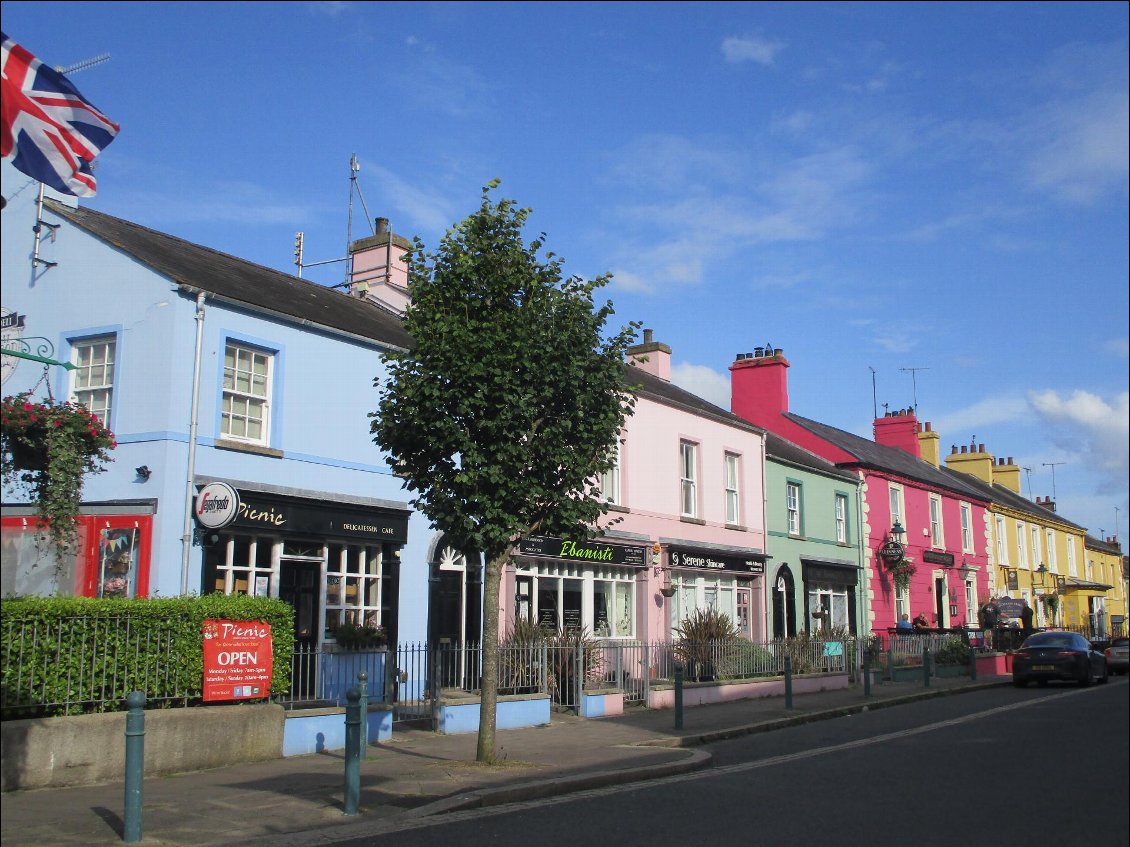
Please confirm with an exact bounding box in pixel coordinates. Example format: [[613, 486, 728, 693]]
[[674, 664, 684, 730], [784, 655, 793, 709], [357, 670, 368, 760], [923, 643, 931, 688], [863, 650, 872, 697], [123, 691, 145, 844], [344, 688, 361, 816], [969, 638, 978, 681]]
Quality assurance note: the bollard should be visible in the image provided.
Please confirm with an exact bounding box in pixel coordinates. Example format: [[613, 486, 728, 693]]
[[674, 664, 684, 730], [344, 687, 361, 816], [123, 691, 146, 844], [863, 650, 872, 697], [923, 643, 931, 688], [969, 639, 978, 681], [784, 655, 793, 709], [357, 670, 368, 760]]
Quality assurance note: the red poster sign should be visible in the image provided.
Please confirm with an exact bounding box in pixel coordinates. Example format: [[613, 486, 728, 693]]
[[202, 619, 273, 702]]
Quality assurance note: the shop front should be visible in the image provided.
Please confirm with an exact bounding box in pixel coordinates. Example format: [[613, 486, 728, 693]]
[[508, 535, 648, 638], [801, 557, 860, 635], [665, 544, 767, 641], [196, 480, 410, 650]]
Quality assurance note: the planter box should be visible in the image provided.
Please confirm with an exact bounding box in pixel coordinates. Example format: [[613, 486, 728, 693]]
[[890, 665, 925, 682], [933, 664, 969, 678]]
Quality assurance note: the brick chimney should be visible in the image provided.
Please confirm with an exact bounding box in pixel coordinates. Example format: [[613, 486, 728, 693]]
[[993, 456, 1021, 494], [627, 328, 672, 380], [348, 217, 412, 314], [730, 346, 790, 424], [944, 440, 994, 484], [917, 421, 941, 467], [873, 408, 921, 458]]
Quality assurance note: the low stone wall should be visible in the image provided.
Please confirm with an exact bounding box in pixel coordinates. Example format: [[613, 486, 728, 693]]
[[1, 703, 284, 792], [647, 673, 849, 710], [437, 692, 551, 734]]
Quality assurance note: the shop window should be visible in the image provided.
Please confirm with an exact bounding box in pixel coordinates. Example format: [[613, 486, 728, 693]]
[[325, 542, 388, 633], [203, 533, 274, 596], [519, 564, 636, 639], [594, 580, 633, 637]]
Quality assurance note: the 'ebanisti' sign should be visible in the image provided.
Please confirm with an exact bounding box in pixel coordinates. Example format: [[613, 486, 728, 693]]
[[669, 546, 765, 575], [518, 536, 647, 567], [202, 619, 272, 702]]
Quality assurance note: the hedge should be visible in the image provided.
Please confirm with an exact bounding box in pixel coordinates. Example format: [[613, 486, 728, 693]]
[[1, 595, 295, 718]]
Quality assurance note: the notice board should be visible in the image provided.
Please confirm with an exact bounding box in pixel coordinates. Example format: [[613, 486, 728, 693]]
[[202, 619, 273, 701]]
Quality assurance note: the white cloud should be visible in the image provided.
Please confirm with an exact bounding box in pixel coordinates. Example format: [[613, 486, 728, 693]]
[[933, 395, 1032, 435], [361, 163, 457, 237], [1028, 389, 1130, 486], [670, 362, 731, 410], [1104, 338, 1130, 358], [721, 35, 786, 67]]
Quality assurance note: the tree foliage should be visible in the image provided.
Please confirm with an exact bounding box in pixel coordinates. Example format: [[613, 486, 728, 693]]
[[371, 182, 638, 760]]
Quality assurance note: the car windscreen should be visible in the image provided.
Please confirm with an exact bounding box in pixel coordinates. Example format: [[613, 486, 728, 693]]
[[1023, 634, 1075, 648]]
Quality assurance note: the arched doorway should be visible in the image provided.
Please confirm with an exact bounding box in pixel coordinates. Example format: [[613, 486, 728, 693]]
[[427, 539, 482, 688], [773, 565, 796, 638]]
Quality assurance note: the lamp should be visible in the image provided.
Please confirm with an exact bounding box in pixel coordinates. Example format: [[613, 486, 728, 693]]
[[890, 520, 906, 542], [958, 559, 975, 581], [135, 465, 151, 481]]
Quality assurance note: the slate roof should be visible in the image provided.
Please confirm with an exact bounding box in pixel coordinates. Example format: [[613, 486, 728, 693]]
[[939, 465, 1089, 533], [627, 365, 764, 437], [764, 431, 859, 484], [44, 199, 414, 351], [786, 412, 990, 502]]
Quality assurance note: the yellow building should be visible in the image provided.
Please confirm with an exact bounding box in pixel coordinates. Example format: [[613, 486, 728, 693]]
[[941, 441, 1096, 630], [1083, 535, 1127, 637]]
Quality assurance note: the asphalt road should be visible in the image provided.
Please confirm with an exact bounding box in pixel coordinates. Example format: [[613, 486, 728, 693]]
[[320, 678, 1129, 847]]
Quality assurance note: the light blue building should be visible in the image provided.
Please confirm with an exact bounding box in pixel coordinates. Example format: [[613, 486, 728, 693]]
[[1, 161, 460, 647]]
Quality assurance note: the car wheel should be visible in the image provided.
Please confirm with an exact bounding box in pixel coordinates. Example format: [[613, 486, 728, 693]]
[[1099, 664, 1109, 685]]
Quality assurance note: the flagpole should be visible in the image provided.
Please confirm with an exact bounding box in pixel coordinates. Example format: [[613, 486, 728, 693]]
[[31, 184, 59, 270]]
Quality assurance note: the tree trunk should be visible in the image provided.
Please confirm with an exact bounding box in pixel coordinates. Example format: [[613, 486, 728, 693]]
[[476, 546, 512, 763]]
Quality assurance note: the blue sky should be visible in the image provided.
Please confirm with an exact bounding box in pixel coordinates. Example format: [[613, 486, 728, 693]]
[[4, 1, 1127, 540]]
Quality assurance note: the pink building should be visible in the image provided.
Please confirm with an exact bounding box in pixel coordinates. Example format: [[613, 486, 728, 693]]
[[729, 348, 991, 635], [498, 331, 770, 643]]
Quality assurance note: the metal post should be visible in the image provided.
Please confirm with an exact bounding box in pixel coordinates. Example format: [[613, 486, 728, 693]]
[[344, 687, 361, 816], [574, 637, 583, 710], [674, 663, 684, 729], [923, 642, 931, 688], [123, 691, 146, 844], [784, 655, 793, 709], [969, 636, 978, 681], [642, 642, 651, 702], [357, 670, 368, 759], [863, 649, 872, 697], [431, 647, 442, 731]]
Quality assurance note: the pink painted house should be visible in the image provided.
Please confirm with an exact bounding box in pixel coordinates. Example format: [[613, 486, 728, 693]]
[[497, 330, 770, 644], [729, 348, 991, 635]]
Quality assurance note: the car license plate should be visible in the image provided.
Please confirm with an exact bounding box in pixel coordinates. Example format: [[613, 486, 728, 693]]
[[1033, 664, 1054, 671]]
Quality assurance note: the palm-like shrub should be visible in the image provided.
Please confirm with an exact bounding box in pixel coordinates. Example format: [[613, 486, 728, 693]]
[[674, 607, 740, 681]]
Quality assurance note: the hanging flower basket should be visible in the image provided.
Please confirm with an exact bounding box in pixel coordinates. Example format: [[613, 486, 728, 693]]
[[886, 557, 916, 591], [1, 391, 117, 557]]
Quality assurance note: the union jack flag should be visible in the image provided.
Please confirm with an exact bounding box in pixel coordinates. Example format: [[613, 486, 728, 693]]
[[1, 32, 119, 197]]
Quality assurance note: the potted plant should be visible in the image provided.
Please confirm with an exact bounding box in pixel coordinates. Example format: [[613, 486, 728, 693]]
[[886, 557, 916, 591], [1, 391, 116, 557], [1041, 594, 1060, 624], [331, 621, 388, 650]]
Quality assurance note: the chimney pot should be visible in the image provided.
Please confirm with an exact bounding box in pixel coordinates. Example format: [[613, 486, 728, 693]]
[[960, 445, 967, 454], [978, 443, 985, 453], [951, 445, 957, 454], [643, 328, 654, 344], [1007, 457, 1014, 465], [375, 217, 389, 234], [925, 421, 933, 432]]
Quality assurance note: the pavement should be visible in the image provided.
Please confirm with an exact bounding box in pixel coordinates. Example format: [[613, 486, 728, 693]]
[[0, 674, 1011, 847]]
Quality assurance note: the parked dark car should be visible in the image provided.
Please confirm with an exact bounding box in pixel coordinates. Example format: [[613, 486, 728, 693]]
[[1105, 637, 1129, 675], [1012, 631, 1108, 687]]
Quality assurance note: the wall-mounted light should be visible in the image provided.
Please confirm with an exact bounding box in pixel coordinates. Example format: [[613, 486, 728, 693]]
[[135, 465, 151, 481]]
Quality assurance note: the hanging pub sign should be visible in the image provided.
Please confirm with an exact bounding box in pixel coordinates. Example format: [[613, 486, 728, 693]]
[[517, 536, 647, 567], [878, 540, 905, 563], [202, 619, 272, 701], [669, 545, 765, 575]]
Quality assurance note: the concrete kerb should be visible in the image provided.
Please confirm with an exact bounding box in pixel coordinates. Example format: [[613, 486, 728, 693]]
[[408, 747, 712, 817], [632, 678, 1014, 749]]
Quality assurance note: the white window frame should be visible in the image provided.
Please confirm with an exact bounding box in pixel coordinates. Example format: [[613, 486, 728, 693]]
[[888, 484, 905, 531], [600, 439, 621, 506], [222, 341, 273, 446], [1066, 537, 1077, 577], [1016, 521, 1028, 569], [960, 503, 973, 554], [786, 481, 802, 536], [895, 584, 909, 622], [1045, 529, 1057, 571], [680, 441, 698, 518], [1030, 525, 1041, 570], [835, 494, 848, 544], [929, 495, 943, 548], [724, 453, 740, 526], [69, 334, 116, 425], [996, 515, 1008, 566], [324, 542, 388, 633]]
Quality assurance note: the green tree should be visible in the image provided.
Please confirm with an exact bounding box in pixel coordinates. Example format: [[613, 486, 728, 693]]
[[371, 182, 637, 762]]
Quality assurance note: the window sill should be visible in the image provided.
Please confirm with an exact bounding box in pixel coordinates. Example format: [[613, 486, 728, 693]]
[[214, 438, 283, 459], [725, 524, 747, 532], [680, 516, 706, 526], [605, 504, 629, 514]]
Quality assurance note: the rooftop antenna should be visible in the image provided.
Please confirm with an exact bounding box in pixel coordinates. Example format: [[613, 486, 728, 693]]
[[1115, 506, 1121, 545], [295, 154, 375, 281], [899, 367, 929, 414], [56, 54, 111, 75], [869, 366, 877, 419], [1022, 466, 1034, 500], [1041, 461, 1065, 502]]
